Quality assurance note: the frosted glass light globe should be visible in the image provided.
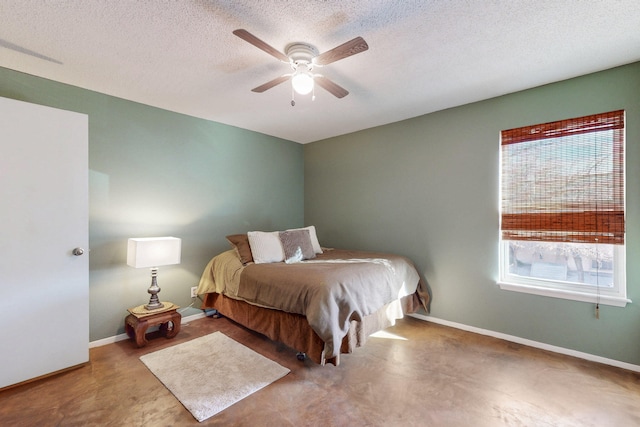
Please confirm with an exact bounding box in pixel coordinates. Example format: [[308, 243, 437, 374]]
[[292, 72, 314, 95]]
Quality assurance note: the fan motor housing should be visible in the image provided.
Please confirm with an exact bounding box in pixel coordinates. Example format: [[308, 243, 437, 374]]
[[285, 43, 318, 66]]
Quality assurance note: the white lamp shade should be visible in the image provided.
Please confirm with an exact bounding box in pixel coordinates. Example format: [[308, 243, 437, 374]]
[[127, 237, 181, 268]]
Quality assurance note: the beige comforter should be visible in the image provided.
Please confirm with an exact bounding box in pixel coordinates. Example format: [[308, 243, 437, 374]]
[[197, 249, 427, 358]]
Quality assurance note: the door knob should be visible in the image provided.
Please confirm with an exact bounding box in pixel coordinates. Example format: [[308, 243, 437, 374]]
[[72, 247, 85, 256]]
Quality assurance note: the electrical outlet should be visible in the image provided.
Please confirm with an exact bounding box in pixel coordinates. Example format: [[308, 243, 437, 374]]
[[190, 286, 197, 298]]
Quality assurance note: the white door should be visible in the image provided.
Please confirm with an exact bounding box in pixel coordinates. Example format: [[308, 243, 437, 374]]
[[0, 96, 89, 389]]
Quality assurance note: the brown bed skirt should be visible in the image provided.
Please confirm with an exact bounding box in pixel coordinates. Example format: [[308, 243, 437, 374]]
[[201, 292, 422, 366]]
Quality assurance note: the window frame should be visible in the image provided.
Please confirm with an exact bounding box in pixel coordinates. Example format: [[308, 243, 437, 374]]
[[497, 111, 629, 307], [498, 241, 628, 307]]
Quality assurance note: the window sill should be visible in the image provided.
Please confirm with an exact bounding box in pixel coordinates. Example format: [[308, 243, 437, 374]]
[[497, 281, 631, 307]]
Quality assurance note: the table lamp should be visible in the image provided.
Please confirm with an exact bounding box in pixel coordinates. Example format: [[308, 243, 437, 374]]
[[127, 237, 181, 310]]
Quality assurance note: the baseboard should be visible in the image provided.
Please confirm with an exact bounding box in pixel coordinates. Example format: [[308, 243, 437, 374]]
[[90, 310, 639, 372], [88, 311, 208, 349], [410, 313, 640, 373]]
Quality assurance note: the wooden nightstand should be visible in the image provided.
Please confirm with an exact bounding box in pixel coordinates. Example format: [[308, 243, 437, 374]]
[[125, 303, 181, 347]]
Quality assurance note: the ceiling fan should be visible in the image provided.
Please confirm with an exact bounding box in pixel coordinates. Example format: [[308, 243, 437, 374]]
[[233, 29, 368, 103]]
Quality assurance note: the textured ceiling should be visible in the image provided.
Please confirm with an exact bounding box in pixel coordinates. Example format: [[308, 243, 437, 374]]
[[1, 1, 639, 144]]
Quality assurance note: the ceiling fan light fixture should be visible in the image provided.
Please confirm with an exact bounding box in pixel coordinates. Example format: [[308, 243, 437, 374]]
[[292, 71, 314, 95], [233, 30, 368, 100]]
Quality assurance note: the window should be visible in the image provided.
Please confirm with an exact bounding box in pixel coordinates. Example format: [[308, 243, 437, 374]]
[[498, 110, 629, 307]]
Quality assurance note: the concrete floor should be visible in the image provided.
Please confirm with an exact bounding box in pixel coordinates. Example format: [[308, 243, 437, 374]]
[[1, 315, 639, 426]]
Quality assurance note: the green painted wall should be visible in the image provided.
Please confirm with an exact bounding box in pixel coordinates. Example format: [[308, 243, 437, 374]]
[[3, 61, 638, 366], [304, 62, 640, 365], [0, 67, 304, 342]]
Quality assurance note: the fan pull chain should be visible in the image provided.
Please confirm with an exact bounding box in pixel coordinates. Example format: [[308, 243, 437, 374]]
[[595, 303, 600, 319]]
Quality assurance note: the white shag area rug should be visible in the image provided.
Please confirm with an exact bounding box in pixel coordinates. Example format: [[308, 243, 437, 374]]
[[140, 331, 290, 422]]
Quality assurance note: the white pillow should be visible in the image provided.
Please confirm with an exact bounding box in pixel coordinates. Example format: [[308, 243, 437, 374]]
[[247, 231, 284, 264], [286, 225, 323, 254]]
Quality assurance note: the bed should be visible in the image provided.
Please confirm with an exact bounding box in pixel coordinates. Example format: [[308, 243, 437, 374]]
[[196, 228, 429, 365]]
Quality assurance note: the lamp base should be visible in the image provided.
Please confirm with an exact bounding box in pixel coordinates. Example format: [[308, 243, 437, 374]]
[[145, 301, 165, 311], [145, 268, 165, 311]]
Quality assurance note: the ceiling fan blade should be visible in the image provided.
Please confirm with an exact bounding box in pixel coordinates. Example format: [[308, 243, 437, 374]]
[[314, 75, 349, 98], [314, 36, 368, 66], [251, 75, 291, 93], [233, 29, 289, 63]]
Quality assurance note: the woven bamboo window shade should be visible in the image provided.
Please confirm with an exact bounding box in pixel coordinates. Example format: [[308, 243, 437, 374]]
[[501, 110, 625, 245]]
